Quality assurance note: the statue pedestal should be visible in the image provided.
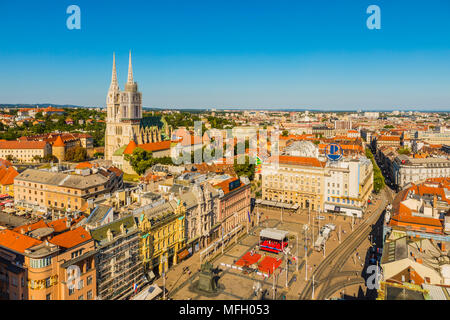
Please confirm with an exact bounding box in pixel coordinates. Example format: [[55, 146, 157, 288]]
[[197, 272, 216, 292]]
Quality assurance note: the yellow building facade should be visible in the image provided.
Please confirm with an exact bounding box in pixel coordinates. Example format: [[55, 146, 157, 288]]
[[138, 201, 186, 276]]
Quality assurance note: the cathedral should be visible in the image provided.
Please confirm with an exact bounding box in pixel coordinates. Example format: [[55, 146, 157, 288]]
[[104, 52, 171, 160]]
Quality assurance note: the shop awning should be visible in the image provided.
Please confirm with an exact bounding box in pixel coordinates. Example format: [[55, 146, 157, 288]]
[[177, 249, 189, 261]]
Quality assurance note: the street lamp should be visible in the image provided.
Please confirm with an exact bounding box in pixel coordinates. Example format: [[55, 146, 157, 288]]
[[303, 224, 308, 281], [283, 247, 290, 288], [160, 254, 167, 300], [272, 265, 276, 300]]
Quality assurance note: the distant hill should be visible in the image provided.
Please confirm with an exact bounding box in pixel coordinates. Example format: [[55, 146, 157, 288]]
[[0, 103, 98, 109]]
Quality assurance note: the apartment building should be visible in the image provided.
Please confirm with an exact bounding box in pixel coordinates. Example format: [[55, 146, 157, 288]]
[[386, 179, 450, 240], [375, 135, 401, 149], [14, 167, 123, 217], [89, 215, 144, 300], [262, 155, 326, 211], [213, 177, 251, 235], [138, 200, 186, 278], [415, 128, 450, 145], [0, 219, 97, 300], [392, 155, 450, 189], [381, 237, 450, 286], [323, 157, 373, 218], [0, 141, 51, 163], [177, 182, 220, 253]]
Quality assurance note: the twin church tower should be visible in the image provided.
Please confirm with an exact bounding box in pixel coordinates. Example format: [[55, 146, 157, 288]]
[[104, 52, 167, 160]]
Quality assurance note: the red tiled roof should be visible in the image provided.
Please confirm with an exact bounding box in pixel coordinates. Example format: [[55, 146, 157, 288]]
[[123, 140, 138, 155], [0, 229, 42, 253], [318, 143, 363, 152], [378, 136, 400, 141], [0, 158, 12, 167], [128, 140, 173, 154], [213, 177, 243, 195], [49, 226, 91, 249], [19, 132, 92, 144], [13, 220, 48, 234], [389, 212, 443, 229], [270, 155, 325, 168], [0, 167, 7, 182], [47, 217, 83, 233], [0, 141, 48, 149], [108, 166, 123, 176], [389, 181, 449, 233], [53, 135, 65, 147], [279, 134, 316, 141], [75, 162, 93, 169], [0, 166, 18, 185], [176, 135, 203, 147]]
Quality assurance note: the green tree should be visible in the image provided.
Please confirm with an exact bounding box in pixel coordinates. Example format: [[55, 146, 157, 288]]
[[365, 148, 385, 193], [234, 156, 255, 181], [65, 146, 88, 162], [32, 155, 42, 163], [42, 154, 58, 163], [125, 148, 174, 175], [398, 147, 411, 155]]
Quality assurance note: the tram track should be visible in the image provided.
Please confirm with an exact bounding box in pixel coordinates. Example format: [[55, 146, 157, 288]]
[[299, 188, 391, 300], [320, 277, 366, 300]]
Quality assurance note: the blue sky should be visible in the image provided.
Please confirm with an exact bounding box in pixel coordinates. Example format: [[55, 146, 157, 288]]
[[0, 0, 449, 110]]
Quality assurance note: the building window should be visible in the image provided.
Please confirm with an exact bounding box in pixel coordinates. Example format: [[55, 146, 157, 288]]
[[78, 295, 84, 300], [46, 293, 51, 300], [30, 257, 51, 269], [87, 290, 92, 300], [87, 275, 92, 285]]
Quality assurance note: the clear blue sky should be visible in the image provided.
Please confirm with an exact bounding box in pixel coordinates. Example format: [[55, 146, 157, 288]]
[[0, 0, 449, 111]]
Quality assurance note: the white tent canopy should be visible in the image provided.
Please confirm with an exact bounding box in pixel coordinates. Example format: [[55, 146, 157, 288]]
[[259, 228, 289, 241], [131, 284, 163, 300]]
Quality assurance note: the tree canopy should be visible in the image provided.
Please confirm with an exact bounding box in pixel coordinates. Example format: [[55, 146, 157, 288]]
[[125, 148, 174, 175], [365, 148, 385, 194]]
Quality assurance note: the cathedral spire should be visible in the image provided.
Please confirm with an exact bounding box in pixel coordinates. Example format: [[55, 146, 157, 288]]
[[110, 52, 119, 91], [127, 50, 134, 84]]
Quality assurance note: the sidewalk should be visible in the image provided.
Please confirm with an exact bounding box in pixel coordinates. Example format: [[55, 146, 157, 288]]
[[154, 250, 203, 298]]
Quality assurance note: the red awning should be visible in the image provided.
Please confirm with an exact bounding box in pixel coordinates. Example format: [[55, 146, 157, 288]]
[[177, 249, 189, 261]]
